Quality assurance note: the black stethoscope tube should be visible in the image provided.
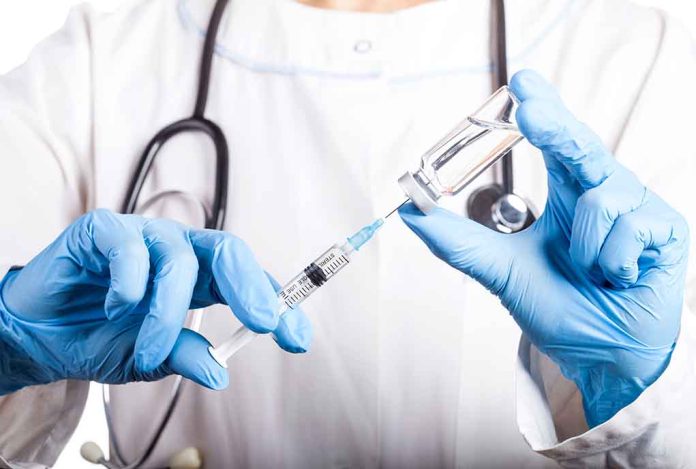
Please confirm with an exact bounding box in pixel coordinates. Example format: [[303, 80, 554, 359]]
[[491, 0, 514, 195], [121, 0, 229, 231], [120, 117, 229, 230]]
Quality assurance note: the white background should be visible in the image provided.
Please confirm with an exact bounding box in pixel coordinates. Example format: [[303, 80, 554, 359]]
[[0, 0, 694, 467]]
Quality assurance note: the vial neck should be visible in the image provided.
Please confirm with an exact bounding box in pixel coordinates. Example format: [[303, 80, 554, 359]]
[[398, 169, 441, 213]]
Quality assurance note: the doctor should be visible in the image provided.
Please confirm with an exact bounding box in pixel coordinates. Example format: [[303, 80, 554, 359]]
[[0, 0, 695, 467]]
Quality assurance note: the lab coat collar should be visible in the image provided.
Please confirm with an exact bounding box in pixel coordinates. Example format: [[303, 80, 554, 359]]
[[177, 0, 573, 81]]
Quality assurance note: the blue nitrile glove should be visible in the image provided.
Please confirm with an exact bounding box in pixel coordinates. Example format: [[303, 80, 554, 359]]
[[0, 209, 312, 395], [399, 70, 689, 427]]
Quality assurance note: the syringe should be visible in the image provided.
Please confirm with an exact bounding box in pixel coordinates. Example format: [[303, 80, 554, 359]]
[[208, 212, 400, 367]]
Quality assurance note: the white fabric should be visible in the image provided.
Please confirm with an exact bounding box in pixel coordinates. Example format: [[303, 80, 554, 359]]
[[0, 0, 695, 467]]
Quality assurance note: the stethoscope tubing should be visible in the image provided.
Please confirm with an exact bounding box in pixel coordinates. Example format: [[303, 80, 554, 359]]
[[490, 0, 514, 194], [120, 116, 229, 230]]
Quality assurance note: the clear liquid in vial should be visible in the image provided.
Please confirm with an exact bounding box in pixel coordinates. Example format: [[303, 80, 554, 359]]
[[424, 116, 522, 196]]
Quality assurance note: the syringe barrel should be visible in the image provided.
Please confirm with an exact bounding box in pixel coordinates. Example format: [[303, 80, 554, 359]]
[[209, 244, 351, 366], [279, 244, 350, 309]]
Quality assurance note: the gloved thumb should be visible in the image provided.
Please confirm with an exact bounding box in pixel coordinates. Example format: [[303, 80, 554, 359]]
[[399, 203, 514, 296], [147, 328, 229, 390]]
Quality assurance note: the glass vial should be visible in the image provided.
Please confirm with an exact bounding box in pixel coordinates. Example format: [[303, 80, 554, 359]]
[[398, 86, 523, 213]]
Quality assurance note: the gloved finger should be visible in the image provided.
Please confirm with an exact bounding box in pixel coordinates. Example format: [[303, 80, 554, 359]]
[[81, 209, 149, 320], [142, 328, 228, 390], [189, 229, 279, 334], [134, 220, 199, 373], [266, 273, 313, 354], [542, 152, 582, 241], [510, 72, 578, 230], [510, 70, 618, 191], [599, 195, 690, 288], [569, 167, 646, 276], [399, 203, 514, 296]]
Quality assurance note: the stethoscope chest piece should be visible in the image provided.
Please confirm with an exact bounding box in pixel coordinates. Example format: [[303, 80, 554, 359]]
[[466, 183, 534, 234]]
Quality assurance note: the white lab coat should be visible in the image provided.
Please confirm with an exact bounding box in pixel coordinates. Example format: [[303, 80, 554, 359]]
[[1, 0, 695, 467]]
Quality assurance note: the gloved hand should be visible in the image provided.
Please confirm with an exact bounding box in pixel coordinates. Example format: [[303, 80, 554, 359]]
[[0, 209, 312, 395], [400, 70, 689, 427]]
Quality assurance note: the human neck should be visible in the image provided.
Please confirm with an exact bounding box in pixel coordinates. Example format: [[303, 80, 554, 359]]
[[296, 0, 434, 13]]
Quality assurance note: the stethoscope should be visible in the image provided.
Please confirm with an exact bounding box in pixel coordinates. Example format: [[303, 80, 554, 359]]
[[81, 0, 532, 467]]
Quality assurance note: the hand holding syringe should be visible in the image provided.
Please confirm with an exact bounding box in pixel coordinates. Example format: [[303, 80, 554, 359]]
[[208, 203, 406, 366]]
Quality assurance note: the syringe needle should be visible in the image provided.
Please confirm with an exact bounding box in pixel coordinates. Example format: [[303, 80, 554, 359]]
[[384, 198, 410, 219]]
